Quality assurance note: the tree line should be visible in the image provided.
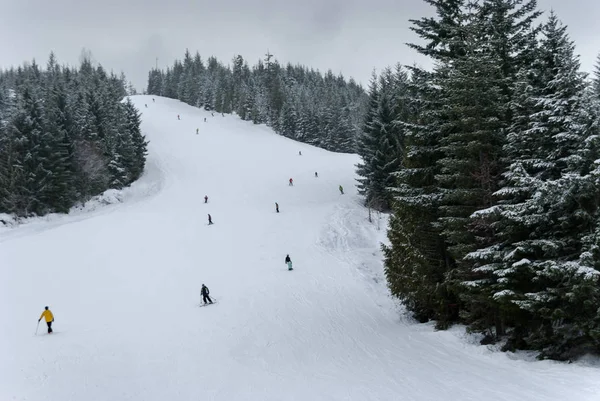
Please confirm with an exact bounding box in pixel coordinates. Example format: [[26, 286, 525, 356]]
[[146, 51, 367, 153], [357, 0, 600, 360], [0, 53, 148, 217]]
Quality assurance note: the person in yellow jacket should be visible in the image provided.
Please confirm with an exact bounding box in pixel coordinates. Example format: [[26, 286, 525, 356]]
[[38, 306, 54, 333]]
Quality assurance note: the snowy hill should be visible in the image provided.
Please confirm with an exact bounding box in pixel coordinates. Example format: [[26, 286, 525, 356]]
[[1, 95, 599, 401]]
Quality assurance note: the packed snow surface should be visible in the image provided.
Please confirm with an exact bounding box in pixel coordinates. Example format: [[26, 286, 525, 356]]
[[1, 96, 598, 401]]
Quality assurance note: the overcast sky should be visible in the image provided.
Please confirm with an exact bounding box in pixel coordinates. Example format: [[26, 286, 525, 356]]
[[1, 0, 599, 91]]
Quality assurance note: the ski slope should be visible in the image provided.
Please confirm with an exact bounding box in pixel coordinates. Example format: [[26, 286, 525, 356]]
[[1, 95, 598, 401]]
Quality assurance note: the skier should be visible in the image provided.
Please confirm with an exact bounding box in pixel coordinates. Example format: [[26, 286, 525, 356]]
[[204, 117, 207, 122], [196, 128, 199, 135], [315, 172, 318, 178], [211, 112, 214, 117], [289, 178, 293, 186], [275, 202, 279, 213], [152, 98, 155, 102], [221, 113, 224, 117], [285, 254, 293, 271], [208, 214, 213, 225], [201, 284, 213, 305], [204, 195, 208, 204], [38, 306, 54, 334], [339, 185, 344, 195], [299, 151, 302, 156], [178, 114, 180, 120], [145, 104, 148, 108]]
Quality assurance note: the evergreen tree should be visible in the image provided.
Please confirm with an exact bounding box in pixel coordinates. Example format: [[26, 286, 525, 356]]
[[0, 53, 147, 216], [123, 97, 148, 181], [593, 53, 600, 100], [465, 13, 600, 358], [0, 85, 48, 215], [356, 73, 380, 198], [355, 69, 404, 210], [433, 5, 507, 331], [383, 0, 469, 326], [43, 82, 75, 212]]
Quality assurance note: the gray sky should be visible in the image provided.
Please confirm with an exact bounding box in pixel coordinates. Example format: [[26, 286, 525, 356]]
[[1, 0, 598, 91]]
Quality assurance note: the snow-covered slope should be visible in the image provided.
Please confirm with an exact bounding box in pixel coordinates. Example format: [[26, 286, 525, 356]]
[[1, 96, 598, 401]]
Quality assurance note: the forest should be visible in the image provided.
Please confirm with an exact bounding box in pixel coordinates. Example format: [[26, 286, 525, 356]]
[[0, 54, 147, 217], [146, 51, 367, 153], [355, 0, 600, 360]]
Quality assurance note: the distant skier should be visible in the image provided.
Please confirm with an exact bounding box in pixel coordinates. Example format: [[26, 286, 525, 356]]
[[275, 202, 279, 213], [204, 195, 208, 204], [339, 185, 344, 195], [285, 254, 293, 271], [299, 151, 302, 156], [38, 306, 54, 334], [145, 104, 148, 108], [211, 112, 214, 117], [152, 98, 155, 103], [178, 114, 180, 120], [315, 172, 318, 178], [204, 117, 207, 122], [208, 214, 213, 225], [289, 178, 293, 186], [201, 284, 213, 305], [221, 113, 224, 117], [196, 128, 199, 135]]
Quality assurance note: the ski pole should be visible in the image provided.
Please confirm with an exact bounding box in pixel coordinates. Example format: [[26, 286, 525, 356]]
[[35, 320, 40, 336]]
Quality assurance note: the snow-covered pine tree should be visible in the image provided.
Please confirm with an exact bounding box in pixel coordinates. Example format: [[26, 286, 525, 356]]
[[355, 69, 404, 210], [43, 81, 75, 212], [278, 101, 298, 139], [69, 89, 106, 198], [465, 13, 600, 358], [178, 49, 196, 106], [425, 6, 509, 336], [371, 69, 404, 209], [593, 53, 600, 100], [123, 98, 148, 182], [383, 0, 468, 326], [334, 104, 357, 153], [146, 69, 163, 97], [417, 0, 540, 331], [0, 85, 48, 215], [0, 76, 14, 126], [356, 72, 381, 199], [479, 0, 541, 104]]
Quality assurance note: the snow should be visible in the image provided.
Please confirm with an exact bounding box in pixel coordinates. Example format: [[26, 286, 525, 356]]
[[1, 95, 599, 401]]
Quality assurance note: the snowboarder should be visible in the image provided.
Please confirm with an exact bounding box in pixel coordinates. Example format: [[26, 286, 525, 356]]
[[196, 128, 199, 135], [204, 195, 208, 204], [315, 172, 318, 178], [208, 214, 213, 225], [339, 185, 344, 195], [275, 202, 279, 213], [178, 114, 180, 120], [201, 284, 213, 305], [285, 254, 293, 270], [38, 306, 54, 334], [289, 178, 293, 186]]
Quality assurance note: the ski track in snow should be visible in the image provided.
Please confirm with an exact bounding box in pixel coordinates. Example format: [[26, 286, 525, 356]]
[[1, 96, 599, 401]]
